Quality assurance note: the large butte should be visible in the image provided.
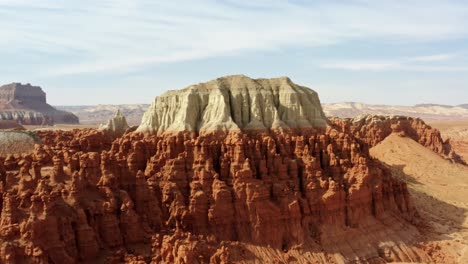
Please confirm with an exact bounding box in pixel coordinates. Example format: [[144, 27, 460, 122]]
[[137, 75, 328, 135]]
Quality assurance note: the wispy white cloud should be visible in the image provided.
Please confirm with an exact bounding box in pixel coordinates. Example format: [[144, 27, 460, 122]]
[[410, 53, 457, 62], [320, 53, 467, 72], [321, 61, 402, 71], [0, 0, 64, 9], [1, 0, 468, 76], [322, 63, 468, 72]]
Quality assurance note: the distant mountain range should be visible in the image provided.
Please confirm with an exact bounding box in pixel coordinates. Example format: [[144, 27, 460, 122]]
[[56, 102, 468, 126], [56, 104, 150, 125], [323, 102, 468, 120]]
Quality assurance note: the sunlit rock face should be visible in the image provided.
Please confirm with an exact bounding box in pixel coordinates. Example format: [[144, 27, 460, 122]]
[[137, 75, 328, 134], [0, 127, 429, 263], [0, 77, 439, 263], [330, 114, 466, 164]]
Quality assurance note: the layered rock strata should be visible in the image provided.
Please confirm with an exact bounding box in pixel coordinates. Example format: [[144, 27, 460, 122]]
[[440, 127, 468, 163], [0, 83, 79, 125], [137, 75, 328, 134], [330, 114, 466, 164]]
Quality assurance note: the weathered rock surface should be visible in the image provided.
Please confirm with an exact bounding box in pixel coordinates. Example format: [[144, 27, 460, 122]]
[[137, 75, 328, 134], [0, 77, 450, 263], [330, 114, 466, 164], [438, 125, 468, 163], [0, 83, 79, 125], [0, 127, 431, 263], [99, 110, 130, 138]]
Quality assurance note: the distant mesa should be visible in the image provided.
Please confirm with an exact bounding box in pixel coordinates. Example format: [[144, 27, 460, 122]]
[[0, 83, 79, 125], [137, 75, 328, 134]]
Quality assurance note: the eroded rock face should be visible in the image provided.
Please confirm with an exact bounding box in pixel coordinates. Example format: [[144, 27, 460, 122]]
[[137, 75, 328, 134], [0, 128, 430, 263], [330, 114, 466, 164], [439, 127, 468, 163], [0, 78, 445, 263], [0, 83, 79, 125]]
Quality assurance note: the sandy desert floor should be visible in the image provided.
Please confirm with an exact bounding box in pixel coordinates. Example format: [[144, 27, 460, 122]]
[[371, 134, 468, 263]]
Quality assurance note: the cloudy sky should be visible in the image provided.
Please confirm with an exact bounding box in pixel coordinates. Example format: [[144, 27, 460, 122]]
[[1, 0, 467, 105]]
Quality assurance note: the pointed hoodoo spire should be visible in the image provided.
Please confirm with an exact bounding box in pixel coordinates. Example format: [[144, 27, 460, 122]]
[[98, 109, 130, 137]]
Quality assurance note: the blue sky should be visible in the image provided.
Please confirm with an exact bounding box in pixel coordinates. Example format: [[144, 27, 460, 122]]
[[1, 0, 467, 105]]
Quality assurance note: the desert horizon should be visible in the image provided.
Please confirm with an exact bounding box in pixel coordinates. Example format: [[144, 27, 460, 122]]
[[1, 1, 467, 263]]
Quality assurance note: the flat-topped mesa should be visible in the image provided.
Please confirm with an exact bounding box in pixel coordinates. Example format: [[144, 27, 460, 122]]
[[0, 83, 79, 125], [0, 83, 46, 105], [137, 75, 328, 135]]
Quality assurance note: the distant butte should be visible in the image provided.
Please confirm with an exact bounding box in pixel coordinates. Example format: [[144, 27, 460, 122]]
[[0, 83, 79, 125]]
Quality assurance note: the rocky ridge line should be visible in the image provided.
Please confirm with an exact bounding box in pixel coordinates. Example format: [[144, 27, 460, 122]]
[[331, 114, 466, 164]]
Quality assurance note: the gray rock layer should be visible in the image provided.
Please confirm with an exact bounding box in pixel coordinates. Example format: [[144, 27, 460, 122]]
[[137, 75, 328, 134]]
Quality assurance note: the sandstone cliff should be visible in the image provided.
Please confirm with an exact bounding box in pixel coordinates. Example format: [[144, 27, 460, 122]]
[[0, 83, 79, 125], [137, 75, 328, 134], [0, 127, 429, 263], [330, 114, 466, 164], [0, 77, 445, 263]]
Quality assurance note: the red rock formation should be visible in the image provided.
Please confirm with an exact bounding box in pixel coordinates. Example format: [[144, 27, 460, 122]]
[[36, 129, 112, 152], [330, 115, 466, 164], [0, 125, 438, 262]]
